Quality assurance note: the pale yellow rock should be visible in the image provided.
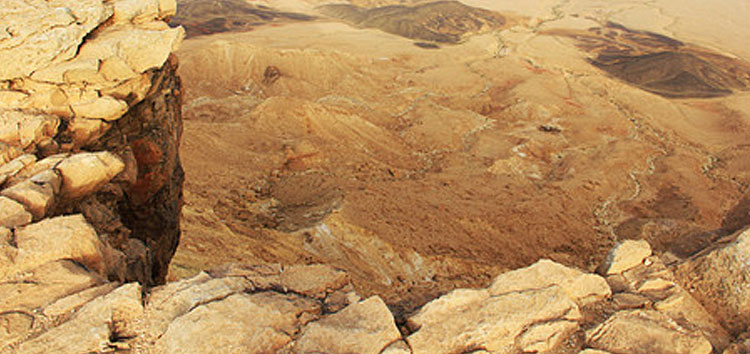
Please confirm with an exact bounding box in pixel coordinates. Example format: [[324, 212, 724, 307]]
[[101, 73, 153, 101], [136, 274, 249, 342], [518, 320, 579, 352], [0, 0, 111, 80], [0, 196, 32, 228], [612, 248, 732, 350], [100, 56, 138, 82], [407, 286, 581, 353], [63, 68, 106, 85], [0, 227, 13, 271], [601, 240, 652, 275], [407, 288, 490, 329], [489, 259, 611, 306], [31, 58, 100, 84], [13, 215, 111, 277], [294, 296, 401, 354], [18, 88, 73, 118], [0, 143, 23, 167], [1, 170, 60, 220], [655, 292, 732, 349], [0, 312, 34, 349], [246, 291, 322, 331], [156, 293, 297, 353], [637, 278, 675, 293], [77, 26, 185, 75], [43, 283, 118, 319], [0, 260, 104, 312], [675, 228, 750, 335], [0, 154, 36, 185], [382, 341, 412, 354], [579, 350, 611, 354], [586, 310, 713, 354], [280, 264, 350, 299], [17, 283, 143, 354], [4, 154, 68, 188], [0, 110, 59, 150], [0, 91, 28, 106], [56, 152, 125, 198], [111, 0, 161, 24], [158, 0, 177, 17], [65, 118, 111, 149], [71, 96, 129, 121], [61, 86, 99, 105]]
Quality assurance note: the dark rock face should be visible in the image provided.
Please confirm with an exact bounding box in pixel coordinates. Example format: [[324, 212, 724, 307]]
[[170, 0, 314, 38], [319, 1, 506, 44], [548, 22, 750, 98], [88, 55, 184, 286]]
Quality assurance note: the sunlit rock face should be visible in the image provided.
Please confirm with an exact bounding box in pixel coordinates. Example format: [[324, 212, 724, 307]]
[[0, 0, 185, 286]]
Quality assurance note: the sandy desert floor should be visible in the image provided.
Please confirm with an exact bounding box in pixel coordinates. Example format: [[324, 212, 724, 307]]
[[168, 0, 750, 314]]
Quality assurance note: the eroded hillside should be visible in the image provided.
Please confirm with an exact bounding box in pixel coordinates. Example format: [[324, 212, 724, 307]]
[[169, 0, 750, 314]]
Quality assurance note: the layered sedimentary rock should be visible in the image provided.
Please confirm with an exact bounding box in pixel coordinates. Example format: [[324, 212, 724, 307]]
[[0, 0, 184, 286]]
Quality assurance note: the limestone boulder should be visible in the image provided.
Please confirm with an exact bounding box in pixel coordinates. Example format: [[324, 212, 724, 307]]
[[280, 264, 350, 299], [56, 152, 125, 198], [111, 0, 177, 24], [0, 142, 23, 166], [43, 283, 118, 320], [3, 154, 67, 188], [155, 293, 303, 353], [586, 310, 712, 354], [674, 228, 750, 335], [294, 296, 401, 354], [0, 110, 59, 150], [489, 259, 611, 306], [0, 154, 36, 185], [76, 26, 184, 75], [99, 56, 138, 82], [600, 240, 652, 275], [31, 58, 100, 84], [0, 0, 111, 80], [13, 215, 113, 277], [407, 286, 580, 353], [17, 283, 143, 354], [0, 260, 105, 313], [0, 196, 32, 228], [1, 170, 61, 220], [70, 96, 129, 121], [135, 273, 249, 342], [604, 246, 731, 350]]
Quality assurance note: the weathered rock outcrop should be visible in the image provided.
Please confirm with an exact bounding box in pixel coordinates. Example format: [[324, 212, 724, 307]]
[[674, 228, 750, 336], [2, 1, 749, 353], [4, 238, 746, 353], [0, 0, 184, 286]]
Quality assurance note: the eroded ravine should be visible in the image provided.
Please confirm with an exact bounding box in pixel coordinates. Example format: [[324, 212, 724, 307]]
[[172, 0, 750, 315]]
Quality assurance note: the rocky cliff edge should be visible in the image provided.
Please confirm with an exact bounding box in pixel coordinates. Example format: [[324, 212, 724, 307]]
[[1, 1, 749, 353]]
